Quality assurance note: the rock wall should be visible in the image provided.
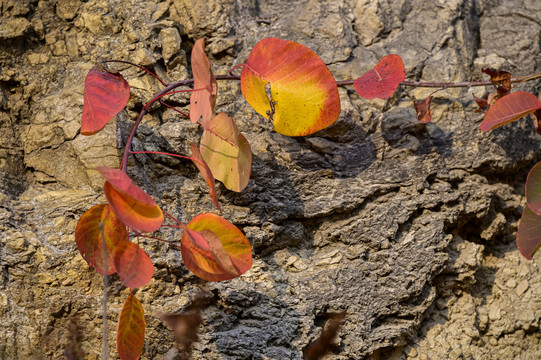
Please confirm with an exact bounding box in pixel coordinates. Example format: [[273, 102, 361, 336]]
[[1, 0, 541, 359]]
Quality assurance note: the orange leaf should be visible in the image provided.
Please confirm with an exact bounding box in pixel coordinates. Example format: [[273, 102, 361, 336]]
[[117, 293, 145, 360], [354, 54, 405, 100], [480, 91, 541, 132], [190, 39, 217, 128], [181, 213, 252, 282], [516, 205, 541, 260], [240, 37, 340, 136], [75, 203, 128, 275], [81, 63, 130, 135], [114, 241, 154, 288], [414, 96, 433, 123], [190, 143, 222, 213], [199, 113, 252, 192], [98, 167, 164, 233]]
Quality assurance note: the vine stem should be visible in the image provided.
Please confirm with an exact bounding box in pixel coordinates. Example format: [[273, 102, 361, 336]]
[[134, 232, 182, 250]]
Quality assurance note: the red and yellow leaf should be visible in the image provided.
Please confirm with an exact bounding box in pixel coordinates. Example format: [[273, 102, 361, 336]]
[[240, 37, 340, 136], [114, 241, 154, 288], [75, 203, 128, 275], [526, 161, 541, 215], [414, 96, 433, 123], [517, 205, 541, 260], [190, 143, 222, 213], [81, 63, 130, 135], [480, 91, 541, 132], [98, 167, 164, 233], [181, 213, 252, 281], [354, 54, 405, 100], [199, 113, 252, 192], [190, 38, 217, 128], [117, 293, 145, 360]]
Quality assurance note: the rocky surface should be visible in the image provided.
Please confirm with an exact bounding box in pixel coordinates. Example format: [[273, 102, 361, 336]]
[[1, 0, 541, 359]]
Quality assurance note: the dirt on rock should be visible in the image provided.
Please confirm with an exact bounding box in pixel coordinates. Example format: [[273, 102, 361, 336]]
[[1, 0, 540, 359]]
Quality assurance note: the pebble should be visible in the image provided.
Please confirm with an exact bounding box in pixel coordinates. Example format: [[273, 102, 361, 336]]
[[516, 279, 529, 296]]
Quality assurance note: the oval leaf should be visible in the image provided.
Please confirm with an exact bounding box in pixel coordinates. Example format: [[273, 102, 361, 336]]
[[81, 63, 130, 135], [526, 161, 541, 215], [114, 241, 154, 288], [199, 113, 252, 192], [480, 91, 541, 132], [117, 293, 145, 360], [181, 213, 252, 281], [75, 203, 128, 275], [240, 37, 340, 136], [190, 143, 222, 213], [190, 38, 217, 127], [516, 205, 541, 260], [98, 167, 164, 233], [354, 54, 405, 100]]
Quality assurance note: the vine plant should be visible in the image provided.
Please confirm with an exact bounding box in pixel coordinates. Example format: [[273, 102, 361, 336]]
[[75, 37, 541, 359]]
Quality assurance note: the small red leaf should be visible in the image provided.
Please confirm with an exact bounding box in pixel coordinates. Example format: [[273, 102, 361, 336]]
[[98, 167, 164, 233], [114, 241, 154, 288], [303, 311, 347, 360], [480, 91, 541, 132], [414, 96, 433, 123], [482, 68, 511, 97], [190, 39, 217, 128], [117, 293, 145, 360], [473, 94, 489, 112], [190, 143, 222, 213], [517, 205, 541, 260], [81, 63, 130, 135], [526, 161, 541, 215], [354, 54, 405, 100]]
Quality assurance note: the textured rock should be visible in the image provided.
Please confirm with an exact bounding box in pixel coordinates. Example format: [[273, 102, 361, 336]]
[[1, 0, 541, 359]]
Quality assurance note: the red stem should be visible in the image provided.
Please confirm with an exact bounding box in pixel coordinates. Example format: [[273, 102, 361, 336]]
[[134, 232, 182, 250], [159, 100, 190, 119], [103, 60, 168, 86]]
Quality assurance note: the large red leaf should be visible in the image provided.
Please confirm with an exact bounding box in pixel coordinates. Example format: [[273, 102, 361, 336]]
[[114, 241, 154, 288], [117, 293, 145, 360], [480, 91, 541, 132], [354, 54, 405, 100], [240, 37, 340, 136], [181, 213, 252, 281], [190, 38, 217, 128], [516, 205, 541, 260], [81, 63, 130, 135], [98, 167, 164, 233], [526, 161, 541, 215], [190, 143, 222, 213], [199, 113, 252, 192], [75, 203, 128, 275]]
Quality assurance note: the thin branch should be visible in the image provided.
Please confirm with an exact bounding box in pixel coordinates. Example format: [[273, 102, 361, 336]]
[[103, 60, 168, 86], [134, 232, 182, 250], [159, 100, 190, 119]]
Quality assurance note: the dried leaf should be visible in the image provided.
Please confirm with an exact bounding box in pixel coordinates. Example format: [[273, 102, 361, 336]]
[[303, 311, 347, 360], [414, 96, 433, 123], [473, 94, 489, 112], [482, 68, 511, 96], [64, 316, 85, 360]]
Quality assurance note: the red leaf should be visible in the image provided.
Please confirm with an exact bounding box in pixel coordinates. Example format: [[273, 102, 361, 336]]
[[190, 39, 217, 128], [414, 96, 433, 123], [98, 167, 164, 233], [473, 94, 489, 112], [303, 311, 347, 360], [181, 213, 252, 282], [480, 91, 541, 132], [354, 54, 405, 100], [117, 293, 145, 360], [526, 161, 541, 215], [114, 241, 154, 288], [81, 63, 130, 135], [190, 143, 222, 213], [516, 205, 541, 260], [482, 68, 511, 97], [75, 203, 128, 275]]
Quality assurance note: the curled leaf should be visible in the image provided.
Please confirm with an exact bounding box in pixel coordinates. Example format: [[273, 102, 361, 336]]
[[190, 143, 222, 213], [482, 68, 511, 97], [480, 91, 541, 132], [117, 293, 145, 360], [97, 166, 164, 233], [81, 63, 130, 135], [414, 96, 433, 123], [190, 38, 217, 127], [240, 37, 340, 136], [354, 54, 405, 100], [303, 311, 347, 360], [517, 205, 541, 260], [114, 240, 154, 289], [181, 213, 252, 282], [75, 203, 127, 275]]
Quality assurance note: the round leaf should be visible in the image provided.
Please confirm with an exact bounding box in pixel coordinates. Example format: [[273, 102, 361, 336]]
[[517, 205, 541, 260], [480, 91, 541, 132], [81, 63, 130, 135], [114, 241, 154, 288], [98, 166, 164, 233], [354, 54, 405, 100], [181, 213, 252, 281], [117, 293, 145, 360], [240, 37, 340, 136], [75, 203, 128, 275]]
